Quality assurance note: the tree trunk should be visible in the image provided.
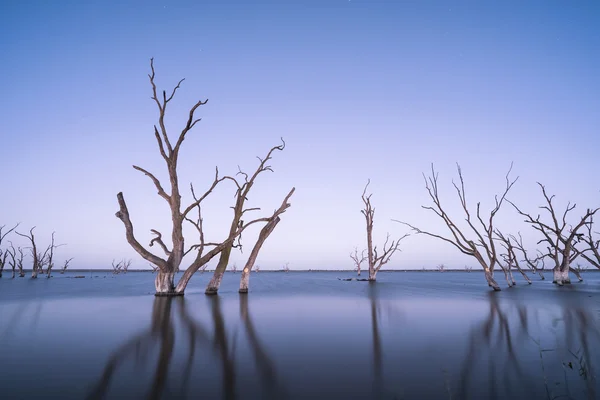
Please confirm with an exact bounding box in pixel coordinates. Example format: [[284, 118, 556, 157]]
[[569, 267, 583, 282], [368, 269, 377, 281], [553, 268, 571, 285], [515, 267, 532, 284], [501, 267, 513, 287], [205, 270, 224, 295], [238, 217, 280, 294], [484, 270, 501, 291], [31, 268, 38, 279], [239, 267, 251, 293], [155, 271, 180, 296]]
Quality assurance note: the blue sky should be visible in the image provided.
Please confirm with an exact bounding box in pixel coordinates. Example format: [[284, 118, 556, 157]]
[[1, 0, 599, 270]]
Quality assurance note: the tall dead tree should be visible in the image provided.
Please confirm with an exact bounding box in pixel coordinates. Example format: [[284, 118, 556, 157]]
[[394, 164, 518, 291], [116, 59, 294, 296], [508, 183, 598, 285], [43, 232, 65, 278], [6, 243, 17, 278], [511, 232, 546, 280], [350, 247, 367, 276], [205, 140, 292, 295], [361, 180, 408, 281], [15, 227, 42, 278]]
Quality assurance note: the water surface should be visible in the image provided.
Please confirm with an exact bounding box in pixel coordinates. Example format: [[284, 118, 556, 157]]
[[1, 271, 599, 399]]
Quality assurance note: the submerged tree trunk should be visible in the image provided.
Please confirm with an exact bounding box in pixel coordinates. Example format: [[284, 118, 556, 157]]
[[238, 217, 280, 294], [368, 269, 378, 281], [553, 268, 571, 285], [155, 271, 179, 296], [484, 270, 501, 291], [569, 267, 583, 282], [205, 269, 225, 295]]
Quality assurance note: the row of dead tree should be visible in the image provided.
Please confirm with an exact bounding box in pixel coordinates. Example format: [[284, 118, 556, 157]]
[[349, 163, 600, 290], [0, 225, 73, 279]]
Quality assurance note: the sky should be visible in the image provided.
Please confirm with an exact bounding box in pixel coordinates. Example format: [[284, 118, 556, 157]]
[[1, 0, 599, 271]]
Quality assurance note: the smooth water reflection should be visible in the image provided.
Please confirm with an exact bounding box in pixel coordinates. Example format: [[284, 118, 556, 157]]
[[1, 273, 599, 399]]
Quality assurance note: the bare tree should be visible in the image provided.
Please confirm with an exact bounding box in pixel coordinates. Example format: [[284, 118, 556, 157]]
[[350, 247, 367, 276], [394, 163, 518, 291], [511, 232, 546, 280], [0, 224, 19, 278], [575, 215, 600, 275], [121, 259, 132, 274], [42, 232, 66, 278], [436, 264, 446, 273], [238, 195, 295, 293], [15, 227, 42, 278], [361, 180, 408, 281], [6, 242, 17, 278], [112, 259, 123, 275], [508, 183, 598, 285], [282, 262, 290, 272], [230, 263, 237, 274], [16, 246, 25, 277], [494, 230, 532, 285], [61, 258, 74, 274], [254, 265, 260, 273], [205, 140, 291, 295], [464, 266, 472, 273], [115, 59, 294, 296]]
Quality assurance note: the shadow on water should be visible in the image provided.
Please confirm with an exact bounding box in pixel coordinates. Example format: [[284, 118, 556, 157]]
[[86, 295, 286, 400]]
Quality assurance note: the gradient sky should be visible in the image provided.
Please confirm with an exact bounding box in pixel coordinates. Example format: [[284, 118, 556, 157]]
[[1, 0, 599, 270]]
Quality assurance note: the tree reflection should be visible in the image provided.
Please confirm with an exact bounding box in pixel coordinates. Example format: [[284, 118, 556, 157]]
[[455, 292, 600, 400], [87, 295, 285, 400]]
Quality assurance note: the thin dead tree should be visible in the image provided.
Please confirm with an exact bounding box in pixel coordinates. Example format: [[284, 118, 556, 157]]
[[511, 232, 546, 280], [494, 230, 532, 285], [350, 247, 367, 276], [15, 227, 42, 278], [394, 163, 518, 291], [230, 263, 237, 274], [508, 183, 599, 285], [282, 262, 290, 273], [361, 180, 408, 281], [0, 224, 19, 278], [6, 243, 17, 278], [43, 232, 66, 278], [205, 139, 290, 295], [115, 59, 294, 296], [239, 190, 295, 293], [575, 215, 600, 275], [61, 258, 74, 274], [16, 246, 25, 277], [436, 264, 446, 273]]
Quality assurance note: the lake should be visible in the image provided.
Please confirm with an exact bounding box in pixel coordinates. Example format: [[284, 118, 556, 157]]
[[1, 271, 599, 400]]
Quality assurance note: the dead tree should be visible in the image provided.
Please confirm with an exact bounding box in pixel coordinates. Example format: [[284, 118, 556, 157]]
[[575, 215, 600, 275], [15, 227, 42, 278], [43, 232, 65, 278], [282, 262, 290, 272], [6, 243, 17, 278], [205, 140, 290, 295], [350, 247, 367, 276], [121, 259, 132, 273], [464, 266, 472, 273], [238, 200, 295, 293], [230, 263, 237, 274], [0, 224, 19, 278], [361, 180, 408, 281], [508, 183, 598, 285], [394, 163, 518, 291], [115, 59, 294, 296], [436, 263, 446, 272], [511, 232, 546, 280], [494, 230, 532, 285], [61, 258, 74, 274], [16, 247, 25, 277]]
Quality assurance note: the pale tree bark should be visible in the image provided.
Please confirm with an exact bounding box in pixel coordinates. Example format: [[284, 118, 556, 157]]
[[394, 163, 518, 291], [508, 183, 599, 286], [361, 180, 408, 281], [115, 59, 295, 296], [206, 140, 288, 295], [350, 247, 367, 276]]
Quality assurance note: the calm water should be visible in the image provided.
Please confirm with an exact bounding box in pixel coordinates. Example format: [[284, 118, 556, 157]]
[[1, 271, 600, 400]]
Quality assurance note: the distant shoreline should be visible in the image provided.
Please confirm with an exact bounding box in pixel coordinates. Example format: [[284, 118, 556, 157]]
[[45, 269, 600, 273]]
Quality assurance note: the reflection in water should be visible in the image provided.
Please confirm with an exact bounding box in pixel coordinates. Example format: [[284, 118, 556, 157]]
[[454, 293, 600, 400], [87, 296, 285, 400]]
